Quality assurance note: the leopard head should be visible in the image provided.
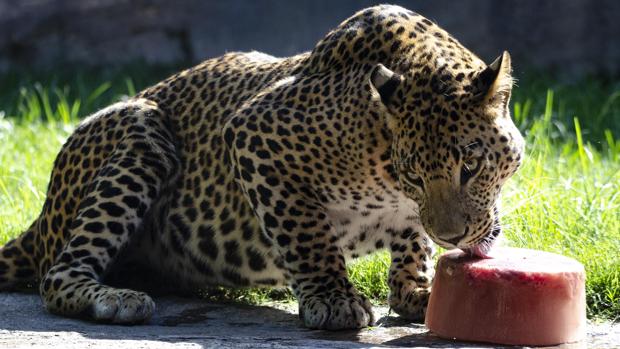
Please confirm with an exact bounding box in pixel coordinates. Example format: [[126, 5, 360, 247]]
[[370, 51, 525, 256]]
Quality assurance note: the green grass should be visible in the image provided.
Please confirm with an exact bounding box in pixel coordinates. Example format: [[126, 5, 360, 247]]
[[0, 66, 618, 320], [503, 88, 620, 320]]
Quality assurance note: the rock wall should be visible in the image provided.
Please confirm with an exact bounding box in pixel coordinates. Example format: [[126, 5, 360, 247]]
[[1, 0, 619, 76]]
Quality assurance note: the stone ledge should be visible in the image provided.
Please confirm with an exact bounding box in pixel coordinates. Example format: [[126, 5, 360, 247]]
[[1, 0, 619, 75]]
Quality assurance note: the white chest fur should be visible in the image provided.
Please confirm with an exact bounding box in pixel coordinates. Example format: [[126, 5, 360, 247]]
[[325, 184, 426, 259]]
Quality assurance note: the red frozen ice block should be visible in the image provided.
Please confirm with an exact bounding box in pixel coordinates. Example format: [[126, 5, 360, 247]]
[[425, 247, 586, 346]]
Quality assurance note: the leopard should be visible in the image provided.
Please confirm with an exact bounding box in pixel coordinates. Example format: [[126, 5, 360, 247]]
[[0, 5, 524, 330]]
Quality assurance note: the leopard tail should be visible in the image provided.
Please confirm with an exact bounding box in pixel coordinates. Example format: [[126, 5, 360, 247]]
[[0, 221, 38, 290]]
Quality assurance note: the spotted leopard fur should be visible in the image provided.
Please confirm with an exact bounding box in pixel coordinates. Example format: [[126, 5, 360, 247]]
[[0, 5, 524, 329]]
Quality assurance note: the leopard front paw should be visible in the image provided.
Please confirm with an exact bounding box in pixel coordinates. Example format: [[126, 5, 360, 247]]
[[299, 291, 374, 330], [91, 288, 155, 324], [388, 286, 430, 322]]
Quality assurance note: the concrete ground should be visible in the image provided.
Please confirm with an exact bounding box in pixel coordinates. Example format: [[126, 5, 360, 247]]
[[0, 292, 618, 349]]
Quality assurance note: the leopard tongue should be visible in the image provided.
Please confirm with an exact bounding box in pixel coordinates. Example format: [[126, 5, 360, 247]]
[[463, 243, 493, 259]]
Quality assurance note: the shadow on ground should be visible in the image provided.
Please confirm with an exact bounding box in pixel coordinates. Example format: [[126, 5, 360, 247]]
[[0, 292, 616, 348]]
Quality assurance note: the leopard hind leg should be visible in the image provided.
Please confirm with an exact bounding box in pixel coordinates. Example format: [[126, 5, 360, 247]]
[[39, 100, 180, 324]]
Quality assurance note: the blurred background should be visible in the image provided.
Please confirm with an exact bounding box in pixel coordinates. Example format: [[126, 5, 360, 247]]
[[0, 0, 619, 320], [1, 0, 619, 76]]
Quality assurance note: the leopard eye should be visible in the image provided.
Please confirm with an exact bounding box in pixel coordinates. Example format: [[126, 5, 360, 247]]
[[460, 157, 482, 185], [464, 157, 478, 170], [402, 171, 425, 190]]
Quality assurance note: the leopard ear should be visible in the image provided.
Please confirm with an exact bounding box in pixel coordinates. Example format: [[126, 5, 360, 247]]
[[370, 64, 402, 105], [473, 51, 513, 108]]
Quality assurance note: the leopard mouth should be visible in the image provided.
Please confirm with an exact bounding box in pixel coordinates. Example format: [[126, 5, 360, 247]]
[[422, 205, 502, 257], [462, 214, 501, 258], [464, 243, 493, 259]]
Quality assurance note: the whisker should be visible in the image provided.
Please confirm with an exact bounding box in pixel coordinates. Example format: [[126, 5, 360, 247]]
[[463, 141, 480, 150]]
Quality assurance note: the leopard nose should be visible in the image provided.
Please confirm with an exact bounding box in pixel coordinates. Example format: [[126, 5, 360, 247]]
[[444, 226, 469, 246], [446, 235, 462, 246]]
